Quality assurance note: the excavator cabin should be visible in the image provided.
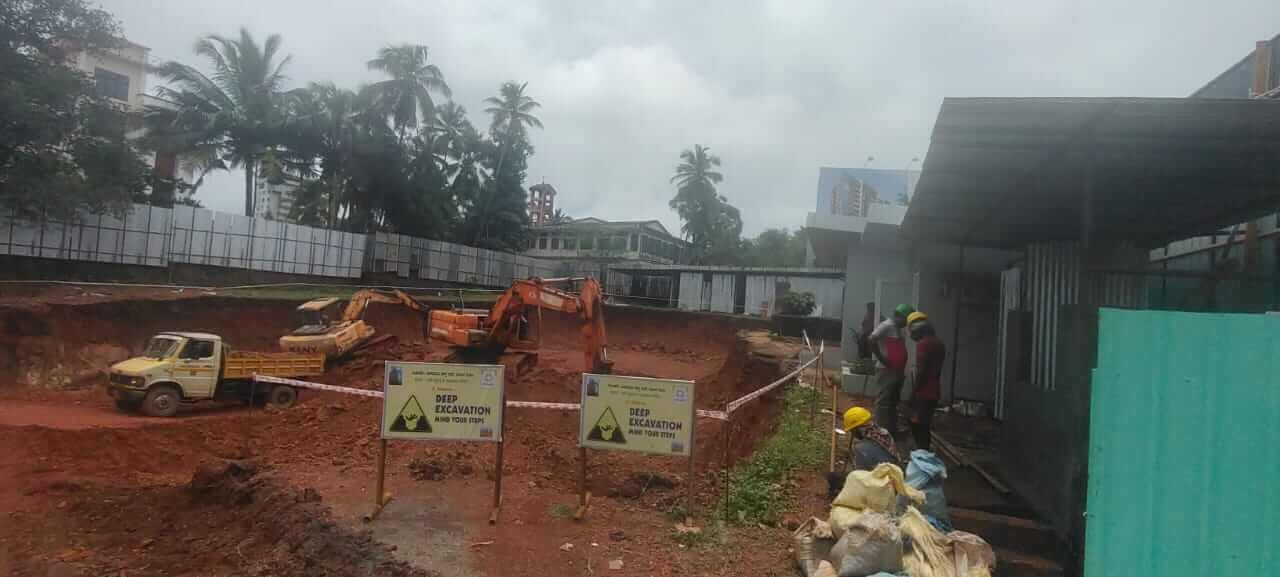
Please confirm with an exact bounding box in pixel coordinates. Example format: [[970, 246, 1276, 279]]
[[280, 289, 427, 360]]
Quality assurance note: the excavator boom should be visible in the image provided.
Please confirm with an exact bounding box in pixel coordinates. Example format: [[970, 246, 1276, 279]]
[[340, 288, 425, 322]]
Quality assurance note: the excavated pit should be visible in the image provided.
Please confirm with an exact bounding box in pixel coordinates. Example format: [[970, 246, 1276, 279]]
[[0, 293, 808, 576]]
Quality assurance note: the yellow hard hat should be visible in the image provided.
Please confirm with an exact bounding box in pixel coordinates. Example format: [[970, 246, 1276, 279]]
[[907, 311, 928, 325], [843, 406, 872, 432]]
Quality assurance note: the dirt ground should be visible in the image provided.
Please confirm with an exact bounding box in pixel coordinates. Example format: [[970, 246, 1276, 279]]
[[0, 288, 829, 577]]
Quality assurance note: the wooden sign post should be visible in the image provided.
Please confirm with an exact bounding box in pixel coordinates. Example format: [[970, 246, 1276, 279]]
[[367, 361, 506, 523]]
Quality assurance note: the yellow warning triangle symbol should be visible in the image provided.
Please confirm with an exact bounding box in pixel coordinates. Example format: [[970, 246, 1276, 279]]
[[389, 394, 432, 433], [586, 406, 626, 444]]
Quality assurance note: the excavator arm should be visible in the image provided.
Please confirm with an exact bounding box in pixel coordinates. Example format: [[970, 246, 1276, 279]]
[[340, 289, 425, 322]]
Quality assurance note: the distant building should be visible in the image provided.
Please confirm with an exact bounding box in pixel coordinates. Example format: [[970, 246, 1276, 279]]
[[70, 38, 149, 111], [815, 167, 919, 218], [524, 217, 688, 265], [805, 167, 917, 268], [1191, 33, 1279, 99], [254, 174, 300, 220], [69, 37, 195, 200]]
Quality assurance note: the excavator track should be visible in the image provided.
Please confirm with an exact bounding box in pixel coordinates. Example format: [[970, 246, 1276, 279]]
[[443, 349, 539, 380]]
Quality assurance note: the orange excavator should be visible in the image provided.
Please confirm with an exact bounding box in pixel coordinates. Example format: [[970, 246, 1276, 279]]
[[428, 277, 612, 375], [280, 288, 427, 360]]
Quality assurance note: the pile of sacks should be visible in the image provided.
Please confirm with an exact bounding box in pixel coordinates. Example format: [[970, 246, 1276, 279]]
[[794, 451, 995, 577]]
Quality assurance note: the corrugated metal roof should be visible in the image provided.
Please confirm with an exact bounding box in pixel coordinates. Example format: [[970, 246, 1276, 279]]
[[901, 97, 1280, 249]]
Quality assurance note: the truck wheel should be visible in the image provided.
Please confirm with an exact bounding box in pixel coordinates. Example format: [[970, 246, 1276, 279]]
[[269, 385, 298, 408], [142, 386, 181, 417], [115, 398, 141, 412]]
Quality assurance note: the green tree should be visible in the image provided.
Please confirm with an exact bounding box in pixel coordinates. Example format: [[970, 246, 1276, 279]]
[[287, 178, 329, 226], [280, 81, 359, 226], [483, 81, 542, 179], [366, 44, 451, 141], [0, 0, 152, 219], [448, 81, 540, 250], [437, 101, 488, 208], [146, 28, 292, 216], [670, 144, 741, 263], [743, 228, 809, 267]]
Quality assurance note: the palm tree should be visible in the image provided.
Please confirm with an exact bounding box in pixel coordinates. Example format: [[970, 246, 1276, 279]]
[[146, 28, 292, 216], [483, 81, 542, 178], [671, 144, 723, 190], [669, 145, 726, 257], [366, 44, 451, 140]]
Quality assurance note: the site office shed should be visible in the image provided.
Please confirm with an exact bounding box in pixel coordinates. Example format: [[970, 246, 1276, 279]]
[[900, 97, 1280, 576]]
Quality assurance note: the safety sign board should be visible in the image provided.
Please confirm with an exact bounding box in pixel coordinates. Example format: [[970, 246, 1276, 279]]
[[579, 373, 694, 456], [381, 361, 504, 442]]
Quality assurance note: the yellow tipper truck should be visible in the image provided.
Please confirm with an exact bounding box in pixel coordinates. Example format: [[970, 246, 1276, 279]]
[[107, 332, 325, 416]]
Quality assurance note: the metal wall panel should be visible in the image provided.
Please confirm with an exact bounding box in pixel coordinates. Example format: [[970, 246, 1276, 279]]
[[995, 266, 1022, 420], [1085, 308, 1279, 577], [0, 205, 172, 267], [677, 272, 703, 310], [1027, 242, 1081, 390], [743, 275, 775, 316], [709, 273, 735, 313]]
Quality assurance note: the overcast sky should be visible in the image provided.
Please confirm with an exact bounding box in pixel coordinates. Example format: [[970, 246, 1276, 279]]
[[99, 0, 1280, 236]]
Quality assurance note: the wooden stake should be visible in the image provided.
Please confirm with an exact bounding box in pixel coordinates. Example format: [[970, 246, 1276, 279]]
[[721, 412, 733, 519], [490, 391, 506, 524], [364, 438, 392, 522], [685, 409, 696, 521], [809, 352, 819, 426], [829, 357, 838, 473], [574, 446, 590, 520]]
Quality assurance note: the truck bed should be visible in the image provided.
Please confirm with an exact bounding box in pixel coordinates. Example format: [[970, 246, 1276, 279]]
[[223, 351, 325, 379]]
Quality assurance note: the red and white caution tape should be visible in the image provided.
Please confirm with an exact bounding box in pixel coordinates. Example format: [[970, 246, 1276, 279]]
[[725, 341, 823, 414], [253, 374, 384, 398], [696, 409, 729, 421], [257, 338, 819, 422]]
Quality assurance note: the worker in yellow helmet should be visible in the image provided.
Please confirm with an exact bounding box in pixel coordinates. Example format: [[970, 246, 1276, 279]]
[[843, 406, 901, 470], [827, 406, 902, 498]]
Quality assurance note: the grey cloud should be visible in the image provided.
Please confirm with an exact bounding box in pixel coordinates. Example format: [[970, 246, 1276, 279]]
[[100, 0, 1280, 236]]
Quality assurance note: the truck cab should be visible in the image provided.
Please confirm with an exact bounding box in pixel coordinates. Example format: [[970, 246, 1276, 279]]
[[108, 332, 225, 416]]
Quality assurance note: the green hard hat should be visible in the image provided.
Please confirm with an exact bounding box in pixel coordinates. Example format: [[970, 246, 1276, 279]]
[[894, 304, 915, 317]]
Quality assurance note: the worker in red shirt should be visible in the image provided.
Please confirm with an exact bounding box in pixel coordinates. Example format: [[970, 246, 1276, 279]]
[[906, 311, 946, 451]]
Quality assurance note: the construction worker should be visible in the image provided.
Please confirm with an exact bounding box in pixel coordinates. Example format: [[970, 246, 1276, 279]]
[[856, 301, 876, 360], [906, 311, 946, 451], [868, 303, 913, 435], [844, 406, 900, 469], [827, 406, 901, 498]]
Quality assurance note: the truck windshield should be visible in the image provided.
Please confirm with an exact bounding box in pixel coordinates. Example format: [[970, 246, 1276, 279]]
[[142, 337, 181, 359]]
